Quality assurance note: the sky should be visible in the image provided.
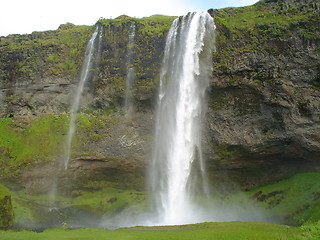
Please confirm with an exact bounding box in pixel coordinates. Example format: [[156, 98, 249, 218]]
[[0, 0, 259, 36]]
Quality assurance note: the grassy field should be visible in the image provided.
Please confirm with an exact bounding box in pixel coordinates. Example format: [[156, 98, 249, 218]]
[[0, 221, 305, 240]]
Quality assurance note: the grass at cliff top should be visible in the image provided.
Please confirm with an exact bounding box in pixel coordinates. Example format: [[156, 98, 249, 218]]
[[215, 3, 316, 31], [0, 222, 302, 240]]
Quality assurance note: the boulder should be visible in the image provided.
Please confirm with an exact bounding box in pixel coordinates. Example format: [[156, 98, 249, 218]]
[[0, 184, 14, 228]]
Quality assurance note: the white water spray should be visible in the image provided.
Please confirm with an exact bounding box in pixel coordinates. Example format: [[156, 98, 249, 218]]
[[149, 11, 216, 225], [64, 26, 103, 169], [102, 12, 267, 229]]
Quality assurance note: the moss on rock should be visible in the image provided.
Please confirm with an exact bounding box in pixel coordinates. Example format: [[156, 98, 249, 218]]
[[0, 184, 14, 228]]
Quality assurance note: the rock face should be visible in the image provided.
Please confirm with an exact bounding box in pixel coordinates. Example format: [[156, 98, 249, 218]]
[[0, 16, 173, 118], [0, 16, 173, 196], [0, 184, 14, 228], [0, 25, 93, 117], [20, 115, 150, 195], [206, 0, 320, 186], [0, 2, 319, 195]]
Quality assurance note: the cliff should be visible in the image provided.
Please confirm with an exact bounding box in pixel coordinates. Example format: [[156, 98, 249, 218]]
[[0, 0, 319, 227], [206, 0, 320, 186], [0, 15, 174, 199]]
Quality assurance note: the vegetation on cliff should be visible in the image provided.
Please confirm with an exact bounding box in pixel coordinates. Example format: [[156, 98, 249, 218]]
[[0, 113, 120, 178], [0, 24, 93, 81], [0, 115, 67, 177], [12, 186, 145, 228], [0, 184, 14, 228], [212, 0, 320, 82], [95, 14, 175, 104]]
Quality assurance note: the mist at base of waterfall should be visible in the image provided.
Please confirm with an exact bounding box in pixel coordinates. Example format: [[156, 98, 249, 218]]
[[100, 194, 269, 229]]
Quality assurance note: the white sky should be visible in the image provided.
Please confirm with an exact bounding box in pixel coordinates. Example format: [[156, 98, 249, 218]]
[[0, 0, 259, 36]]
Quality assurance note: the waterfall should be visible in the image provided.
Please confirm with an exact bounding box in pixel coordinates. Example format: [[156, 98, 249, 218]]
[[124, 22, 136, 118], [0, 89, 3, 106], [149, 11, 216, 225], [48, 25, 103, 209], [64, 25, 103, 169]]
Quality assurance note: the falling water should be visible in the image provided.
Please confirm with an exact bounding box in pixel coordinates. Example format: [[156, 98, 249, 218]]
[[124, 22, 136, 117], [64, 25, 103, 169], [48, 25, 103, 211], [102, 12, 265, 229], [149, 11, 216, 225], [0, 89, 3, 106]]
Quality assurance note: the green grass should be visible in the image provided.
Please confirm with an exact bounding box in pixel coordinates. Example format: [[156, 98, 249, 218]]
[[11, 189, 70, 225], [215, 5, 315, 32], [0, 115, 68, 177], [0, 113, 119, 177], [0, 184, 10, 199], [223, 173, 320, 225], [298, 221, 320, 240], [97, 15, 175, 37], [213, 1, 320, 80], [11, 187, 146, 226], [0, 24, 93, 79], [70, 188, 146, 215], [0, 222, 301, 239]]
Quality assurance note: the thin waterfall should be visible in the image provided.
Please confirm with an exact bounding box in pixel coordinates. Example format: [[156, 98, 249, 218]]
[[124, 22, 136, 118], [149, 11, 216, 225], [64, 25, 103, 169], [48, 25, 103, 209], [0, 89, 3, 106]]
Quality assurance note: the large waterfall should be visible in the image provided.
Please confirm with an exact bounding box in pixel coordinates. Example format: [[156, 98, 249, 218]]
[[149, 11, 216, 225], [64, 26, 103, 169]]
